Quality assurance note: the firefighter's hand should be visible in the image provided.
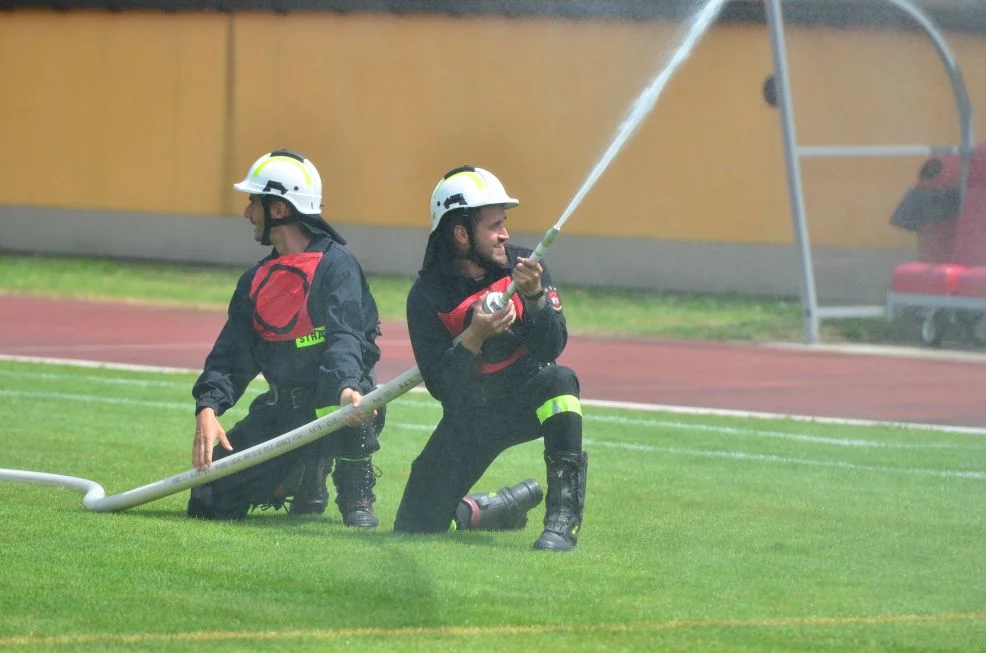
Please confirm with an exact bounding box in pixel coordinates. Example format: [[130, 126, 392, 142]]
[[460, 294, 516, 354], [193, 408, 233, 470], [340, 388, 376, 426], [513, 256, 543, 298]]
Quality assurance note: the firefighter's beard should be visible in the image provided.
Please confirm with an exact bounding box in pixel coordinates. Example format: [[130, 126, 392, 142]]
[[467, 239, 509, 273]]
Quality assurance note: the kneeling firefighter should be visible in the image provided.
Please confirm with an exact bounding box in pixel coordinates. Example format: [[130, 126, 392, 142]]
[[188, 149, 384, 527], [394, 165, 588, 551]]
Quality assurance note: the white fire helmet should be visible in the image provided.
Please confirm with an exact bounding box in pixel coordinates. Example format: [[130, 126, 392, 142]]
[[233, 149, 322, 215], [429, 165, 519, 232]]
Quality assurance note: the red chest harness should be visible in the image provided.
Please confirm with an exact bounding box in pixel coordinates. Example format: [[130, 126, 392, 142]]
[[437, 276, 529, 373], [249, 252, 323, 342]]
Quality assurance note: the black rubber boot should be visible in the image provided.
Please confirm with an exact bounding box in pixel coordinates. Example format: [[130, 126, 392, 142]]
[[454, 479, 544, 531], [188, 484, 250, 521], [332, 456, 380, 528], [533, 451, 588, 552], [287, 457, 332, 516]]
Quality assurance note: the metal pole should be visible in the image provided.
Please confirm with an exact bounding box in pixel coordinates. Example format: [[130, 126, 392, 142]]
[[797, 144, 961, 158], [764, 0, 819, 344]]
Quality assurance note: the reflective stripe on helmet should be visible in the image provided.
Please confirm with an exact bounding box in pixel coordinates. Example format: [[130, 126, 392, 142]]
[[233, 150, 323, 215], [429, 165, 519, 232], [253, 155, 314, 186]]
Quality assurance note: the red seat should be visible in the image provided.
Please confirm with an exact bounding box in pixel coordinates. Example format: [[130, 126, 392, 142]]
[[891, 262, 963, 295], [890, 143, 986, 299], [955, 266, 986, 298]]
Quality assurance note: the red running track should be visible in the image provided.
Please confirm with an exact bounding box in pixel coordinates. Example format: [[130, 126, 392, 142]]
[[2, 295, 985, 429]]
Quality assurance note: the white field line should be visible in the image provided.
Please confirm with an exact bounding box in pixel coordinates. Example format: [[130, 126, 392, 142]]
[[0, 367, 267, 393], [0, 381, 978, 451], [0, 338, 409, 355], [588, 397, 986, 437], [385, 396, 986, 450], [0, 354, 199, 375], [0, 395, 980, 480], [0, 343, 213, 352], [0, 357, 986, 449], [0, 389, 191, 411], [586, 414, 981, 449], [5, 353, 986, 437], [582, 439, 986, 480], [1, 387, 984, 481], [384, 420, 986, 478], [0, 367, 200, 389]]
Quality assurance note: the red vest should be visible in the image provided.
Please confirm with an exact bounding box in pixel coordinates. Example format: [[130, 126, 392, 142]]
[[437, 276, 528, 373], [249, 252, 323, 342]]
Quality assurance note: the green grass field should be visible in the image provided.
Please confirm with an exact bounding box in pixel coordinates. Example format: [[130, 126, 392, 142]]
[[1, 359, 984, 652]]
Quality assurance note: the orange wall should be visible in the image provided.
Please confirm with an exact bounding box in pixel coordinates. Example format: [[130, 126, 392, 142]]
[[1, 9, 984, 249], [0, 11, 229, 215]]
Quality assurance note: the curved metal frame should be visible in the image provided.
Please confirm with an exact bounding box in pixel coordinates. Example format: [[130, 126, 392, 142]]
[[766, 0, 976, 344], [884, 0, 974, 205]]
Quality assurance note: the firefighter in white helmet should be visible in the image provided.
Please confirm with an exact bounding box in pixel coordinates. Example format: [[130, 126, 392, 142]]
[[394, 165, 588, 551], [189, 149, 385, 527]]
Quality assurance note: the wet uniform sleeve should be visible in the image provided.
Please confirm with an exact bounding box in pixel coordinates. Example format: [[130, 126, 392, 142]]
[[516, 258, 568, 362], [406, 281, 479, 403], [192, 272, 261, 416], [315, 249, 371, 405]]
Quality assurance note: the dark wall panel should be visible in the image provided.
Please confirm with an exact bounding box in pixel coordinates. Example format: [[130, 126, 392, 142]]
[[1, 0, 984, 33]]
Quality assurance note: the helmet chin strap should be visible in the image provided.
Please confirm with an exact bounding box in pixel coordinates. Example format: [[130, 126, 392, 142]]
[[260, 202, 275, 246], [260, 196, 305, 247]]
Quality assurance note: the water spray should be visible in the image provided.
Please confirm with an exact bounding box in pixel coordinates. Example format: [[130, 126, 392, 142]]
[[0, 0, 727, 513], [483, 0, 728, 314]]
